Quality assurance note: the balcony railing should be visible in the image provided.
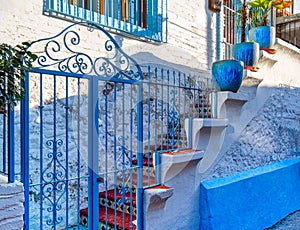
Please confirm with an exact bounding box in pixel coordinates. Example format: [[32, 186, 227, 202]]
[[43, 0, 168, 42], [276, 13, 300, 48]]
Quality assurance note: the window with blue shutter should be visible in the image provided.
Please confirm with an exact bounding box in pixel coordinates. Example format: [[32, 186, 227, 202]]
[[44, 0, 167, 42]]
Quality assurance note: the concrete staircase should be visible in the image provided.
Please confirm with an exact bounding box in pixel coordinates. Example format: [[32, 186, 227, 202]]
[[79, 38, 300, 230], [78, 93, 211, 229]]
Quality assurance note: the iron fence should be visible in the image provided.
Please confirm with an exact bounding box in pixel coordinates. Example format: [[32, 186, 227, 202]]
[[0, 95, 21, 183], [277, 14, 300, 48]]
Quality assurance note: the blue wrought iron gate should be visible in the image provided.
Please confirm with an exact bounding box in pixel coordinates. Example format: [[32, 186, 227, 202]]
[[22, 22, 145, 230], [16, 20, 216, 230]]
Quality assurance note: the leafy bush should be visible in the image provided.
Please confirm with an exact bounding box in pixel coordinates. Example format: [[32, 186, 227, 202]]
[[0, 42, 37, 114]]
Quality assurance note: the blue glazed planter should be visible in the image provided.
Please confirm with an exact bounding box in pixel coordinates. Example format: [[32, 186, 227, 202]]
[[232, 42, 260, 67], [212, 60, 244, 93], [249, 26, 275, 49]]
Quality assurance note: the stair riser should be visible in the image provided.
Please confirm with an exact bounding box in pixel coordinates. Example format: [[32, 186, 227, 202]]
[[133, 167, 155, 178], [99, 197, 137, 216], [80, 216, 135, 230]]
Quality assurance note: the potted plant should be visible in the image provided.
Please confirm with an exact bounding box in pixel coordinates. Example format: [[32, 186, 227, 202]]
[[0, 42, 37, 114], [232, 0, 260, 72], [247, 0, 293, 50], [212, 59, 245, 93], [212, 0, 249, 93]]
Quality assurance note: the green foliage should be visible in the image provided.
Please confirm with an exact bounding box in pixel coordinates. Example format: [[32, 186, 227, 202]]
[[0, 42, 37, 114], [236, 0, 249, 42], [248, 0, 293, 27]]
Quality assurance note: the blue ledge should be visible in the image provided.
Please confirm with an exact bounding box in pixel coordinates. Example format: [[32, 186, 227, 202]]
[[200, 158, 300, 230]]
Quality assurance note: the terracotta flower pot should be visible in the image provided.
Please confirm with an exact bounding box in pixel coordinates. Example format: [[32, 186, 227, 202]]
[[212, 60, 244, 93]]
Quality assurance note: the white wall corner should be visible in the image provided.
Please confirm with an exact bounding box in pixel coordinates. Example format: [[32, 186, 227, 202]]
[[143, 186, 174, 230]]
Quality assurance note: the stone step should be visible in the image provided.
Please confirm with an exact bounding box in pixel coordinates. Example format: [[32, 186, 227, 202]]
[[80, 206, 136, 230], [143, 144, 180, 158], [180, 111, 212, 119]]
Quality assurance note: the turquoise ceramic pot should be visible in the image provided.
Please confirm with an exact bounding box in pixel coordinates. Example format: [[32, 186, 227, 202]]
[[212, 60, 244, 93], [249, 26, 275, 49], [232, 42, 260, 67]]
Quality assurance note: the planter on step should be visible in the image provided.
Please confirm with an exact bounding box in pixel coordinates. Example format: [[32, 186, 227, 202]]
[[249, 26, 275, 49], [232, 42, 260, 67], [212, 60, 244, 93]]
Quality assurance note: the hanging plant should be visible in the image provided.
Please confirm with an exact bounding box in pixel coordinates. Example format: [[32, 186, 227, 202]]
[[0, 42, 37, 114]]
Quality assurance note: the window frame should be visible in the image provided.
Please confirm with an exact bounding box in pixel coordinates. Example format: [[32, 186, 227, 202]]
[[45, 0, 166, 42]]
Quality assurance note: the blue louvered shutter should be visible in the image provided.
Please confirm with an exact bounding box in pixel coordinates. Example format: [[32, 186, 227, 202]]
[[148, 0, 160, 37]]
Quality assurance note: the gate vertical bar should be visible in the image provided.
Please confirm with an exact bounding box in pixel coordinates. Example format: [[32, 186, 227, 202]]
[[8, 106, 14, 183], [88, 76, 99, 230], [21, 72, 30, 229], [136, 80, 144, 230], [39, 73, 44, 229]]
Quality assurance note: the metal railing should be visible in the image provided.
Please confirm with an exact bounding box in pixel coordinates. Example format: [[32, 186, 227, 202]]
[[0, 95, 19, 183], [141, 65, 216, 187], [277, 13, 300, 48], [43, 0, 168, 42]]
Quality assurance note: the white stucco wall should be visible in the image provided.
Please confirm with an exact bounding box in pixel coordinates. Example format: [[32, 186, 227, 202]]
[[0, 0, 216, 71], [0, 178, 24, 230]]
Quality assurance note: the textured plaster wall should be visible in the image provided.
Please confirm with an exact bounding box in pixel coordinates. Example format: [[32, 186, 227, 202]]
[[205, 86, 300, 180], [200, 41, 300, 181], [0, 181, 24, 230], [0, 0, 216, 71]]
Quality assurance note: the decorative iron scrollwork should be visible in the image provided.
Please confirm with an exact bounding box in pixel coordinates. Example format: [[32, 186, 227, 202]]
[[30, 22, 142, 81], [42, 139, 66, 228]]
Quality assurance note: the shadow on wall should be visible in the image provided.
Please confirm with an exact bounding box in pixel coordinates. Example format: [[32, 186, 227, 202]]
[[131, 51, 211, 77]]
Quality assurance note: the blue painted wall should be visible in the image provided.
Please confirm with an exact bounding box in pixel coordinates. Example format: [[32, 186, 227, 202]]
[[200, 158, 300, 230]]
